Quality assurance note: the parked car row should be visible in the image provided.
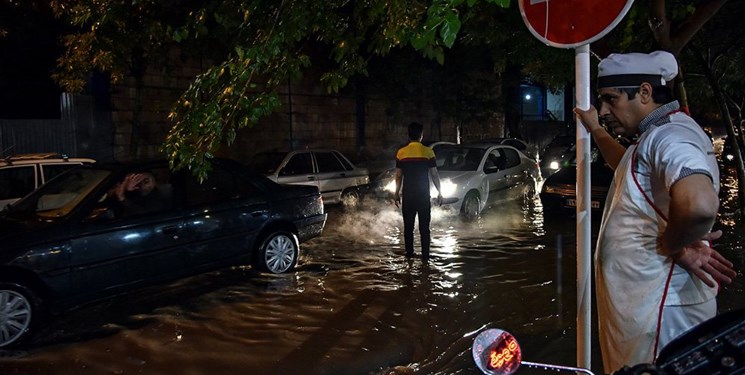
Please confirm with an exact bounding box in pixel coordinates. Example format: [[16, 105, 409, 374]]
[[1, 141, 543, 349], [0, 158, 327, 348]]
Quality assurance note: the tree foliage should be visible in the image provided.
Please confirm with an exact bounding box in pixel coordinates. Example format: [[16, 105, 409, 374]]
[[37, 0, 742, 182], [49, 0, 511, 179]]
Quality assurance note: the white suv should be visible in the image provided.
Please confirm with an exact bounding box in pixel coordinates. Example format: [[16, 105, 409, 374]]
[[247, 149, 369, 207], [0, 153, 96, 210]]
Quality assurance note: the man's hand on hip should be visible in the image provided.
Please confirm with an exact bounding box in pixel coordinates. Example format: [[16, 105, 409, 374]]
[[673, 230, 737, 288]]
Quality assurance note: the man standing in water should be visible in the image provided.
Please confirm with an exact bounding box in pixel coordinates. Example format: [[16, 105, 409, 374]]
[[574, 51, 736, 372], [394, 122, 442, 261]]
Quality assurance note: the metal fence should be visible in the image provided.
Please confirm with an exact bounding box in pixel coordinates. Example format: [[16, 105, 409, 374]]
[[0, 93, 113, 160]]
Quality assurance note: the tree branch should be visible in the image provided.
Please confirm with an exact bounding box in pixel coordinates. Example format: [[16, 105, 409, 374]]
[[670, 0, 728, 54]]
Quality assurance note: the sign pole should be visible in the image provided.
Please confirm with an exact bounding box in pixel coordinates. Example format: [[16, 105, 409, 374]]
[[575, 44, 592, 371], [518, 1, 635, 372]]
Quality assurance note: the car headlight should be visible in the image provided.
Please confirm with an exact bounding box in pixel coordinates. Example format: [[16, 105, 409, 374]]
[[549, 161, 560, 170], [432, 179, 457, 197], [384, 179, 396, 193]]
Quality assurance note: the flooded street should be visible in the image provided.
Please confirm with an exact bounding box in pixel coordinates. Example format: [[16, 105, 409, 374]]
[[2, 184, 744, 375]]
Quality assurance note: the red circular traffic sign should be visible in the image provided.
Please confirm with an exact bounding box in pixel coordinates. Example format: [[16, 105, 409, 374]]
[[519, 0, 634, 48]]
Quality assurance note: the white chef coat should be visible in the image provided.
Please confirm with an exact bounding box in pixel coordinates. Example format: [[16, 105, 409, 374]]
[[594, 102, 720, 373]]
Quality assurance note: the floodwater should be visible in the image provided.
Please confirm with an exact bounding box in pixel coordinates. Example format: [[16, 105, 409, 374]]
[[1, 178, 743, 375]]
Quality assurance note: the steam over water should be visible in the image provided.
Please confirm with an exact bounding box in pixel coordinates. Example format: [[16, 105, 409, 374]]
[[2, 191, 743, 375]]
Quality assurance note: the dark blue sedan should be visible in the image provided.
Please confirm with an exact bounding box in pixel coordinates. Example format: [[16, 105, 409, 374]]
[[0, 158, 326, 348]]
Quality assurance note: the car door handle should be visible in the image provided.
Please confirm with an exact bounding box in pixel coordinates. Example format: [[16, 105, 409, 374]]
[[251, 210, 267, 217], [307, 176, 316, 181], [161, 225, 180, 235]]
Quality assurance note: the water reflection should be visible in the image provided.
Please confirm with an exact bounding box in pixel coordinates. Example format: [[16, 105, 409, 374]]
[[0, 189, 741, 375]]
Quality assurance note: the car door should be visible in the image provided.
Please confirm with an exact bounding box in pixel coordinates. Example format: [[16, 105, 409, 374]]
[[484, 147, 510, 193], [275, 151, 319, 190], [68, 165, 189, 300], [501, 148, 528, 188], [0, 164, 37, 209], [180, 162, 270, 271], [313, 150, 353, 204]]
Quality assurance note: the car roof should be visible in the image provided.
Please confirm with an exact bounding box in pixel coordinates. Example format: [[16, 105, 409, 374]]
[[0, 153, 96, 167]]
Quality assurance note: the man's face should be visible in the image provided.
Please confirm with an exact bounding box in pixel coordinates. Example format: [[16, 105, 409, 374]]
[[596, 87, 643, 138], [137, 173, 156, 195]]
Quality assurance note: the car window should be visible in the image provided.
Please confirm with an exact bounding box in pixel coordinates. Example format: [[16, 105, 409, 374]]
[[0, 165, 36, 200], [13, 168, 111, 219], [279, 152, 314, 176], [106, 166, 175, 218], [485, 150, 507, 171], [184, 164, 258, 206], [41, 163, 83, 183], [503, 148, 521, 169], [436, 146, 484, 171], [333, 151, 354, 171], [315, 151, 346, 173]]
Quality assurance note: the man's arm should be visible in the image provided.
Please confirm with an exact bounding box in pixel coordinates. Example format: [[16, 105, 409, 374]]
[[573, 107, 626, 170], [393, 168, 403, 205], [429, 167, 442, 204], [662, 174, 736, 286]]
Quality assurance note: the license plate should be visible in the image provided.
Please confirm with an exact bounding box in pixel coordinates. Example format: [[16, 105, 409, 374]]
[[566, 199, 600, 208]]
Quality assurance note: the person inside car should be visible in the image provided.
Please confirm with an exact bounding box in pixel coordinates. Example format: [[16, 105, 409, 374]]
[[110, 170, 170, 217]]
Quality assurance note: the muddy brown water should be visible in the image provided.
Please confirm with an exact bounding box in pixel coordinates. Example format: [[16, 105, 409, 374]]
[[1, 182, 743, 375]]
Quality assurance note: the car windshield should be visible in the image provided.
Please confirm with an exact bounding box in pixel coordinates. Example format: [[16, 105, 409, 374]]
[[245, 152, 288, 175], [435, 146, 485, 171], [10, 168, 111, 219]]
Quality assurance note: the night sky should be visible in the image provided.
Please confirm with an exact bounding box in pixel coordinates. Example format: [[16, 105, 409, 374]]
[[0, 2, 65, 119]]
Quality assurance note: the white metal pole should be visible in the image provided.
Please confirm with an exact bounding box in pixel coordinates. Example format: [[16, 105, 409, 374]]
[[575, 43, 592, 371]]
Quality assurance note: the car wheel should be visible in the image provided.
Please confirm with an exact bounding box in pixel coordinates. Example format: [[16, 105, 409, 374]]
[[256, 232, 299, 274], [0, 283, 38, 349], [341, 188, 360, 209], [461, 191, 481, 220]]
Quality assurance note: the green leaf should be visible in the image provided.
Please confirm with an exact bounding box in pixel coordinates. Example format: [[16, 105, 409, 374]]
[[435, 47, 445, 65], [441, 13, 461, 48], [411, 33, 427, 50]]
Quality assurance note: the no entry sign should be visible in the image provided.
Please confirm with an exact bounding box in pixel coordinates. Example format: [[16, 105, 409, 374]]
[[519, 0, 634, 48]]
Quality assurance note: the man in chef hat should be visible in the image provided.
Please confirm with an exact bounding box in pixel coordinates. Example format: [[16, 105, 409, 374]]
[[574, 51, 736, 373]]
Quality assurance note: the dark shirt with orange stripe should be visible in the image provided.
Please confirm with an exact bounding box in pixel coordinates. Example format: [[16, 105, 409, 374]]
[[396, 141, 436, 200]]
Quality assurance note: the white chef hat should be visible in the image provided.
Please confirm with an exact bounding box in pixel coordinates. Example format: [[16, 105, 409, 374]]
[[597, 51, 678, 89]]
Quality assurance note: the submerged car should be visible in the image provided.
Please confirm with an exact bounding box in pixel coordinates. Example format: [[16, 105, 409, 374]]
[[539, 150, 614, 214], [246, 149, 369, 207], [0, 153, 96, 210], [373, 144, 539, 218], [0, 158, 326, 348]]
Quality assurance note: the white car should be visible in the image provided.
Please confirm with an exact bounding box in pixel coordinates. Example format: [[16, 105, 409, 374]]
[[379, 143, 539, 218], [246, 149, 369, 207], [0, 153, 96, 210]]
